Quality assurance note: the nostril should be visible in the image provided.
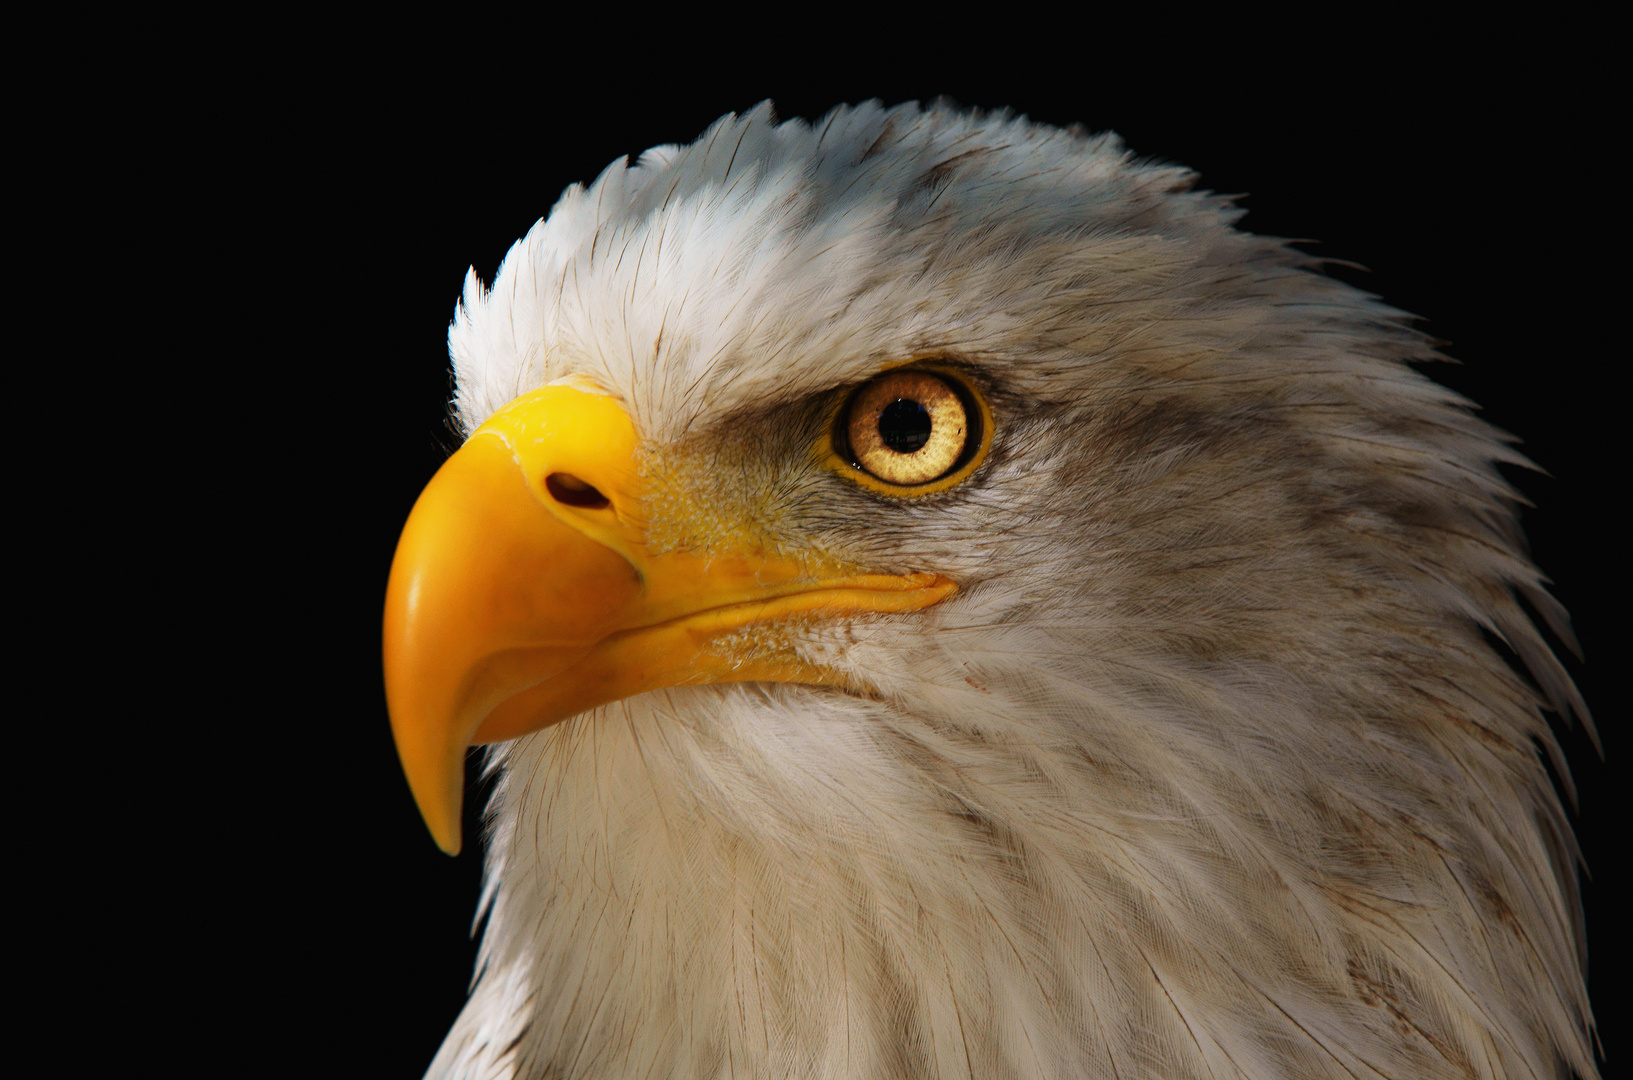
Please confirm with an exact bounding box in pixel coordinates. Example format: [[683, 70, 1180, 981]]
[[545, 473, 611, 509]]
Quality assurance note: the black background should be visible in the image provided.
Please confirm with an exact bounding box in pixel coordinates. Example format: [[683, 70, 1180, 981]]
[[105, 28, 1623, 1078]]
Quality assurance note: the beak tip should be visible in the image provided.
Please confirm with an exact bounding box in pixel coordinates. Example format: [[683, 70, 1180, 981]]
[[409, 768, 467, 858], [392, 724, 469, 859], [417, 790, 464, 856]]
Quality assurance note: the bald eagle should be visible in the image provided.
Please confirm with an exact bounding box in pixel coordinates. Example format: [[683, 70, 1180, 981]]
[[383, 101, 1598, 1080]]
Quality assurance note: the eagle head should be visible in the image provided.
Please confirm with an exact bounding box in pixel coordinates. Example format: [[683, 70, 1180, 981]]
[[383, 101, 1596, 1080]]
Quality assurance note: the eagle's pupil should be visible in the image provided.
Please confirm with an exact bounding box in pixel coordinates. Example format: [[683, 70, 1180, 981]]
[[879, 398, 932, 453]]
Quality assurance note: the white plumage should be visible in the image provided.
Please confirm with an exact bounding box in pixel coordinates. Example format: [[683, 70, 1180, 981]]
[[419, 101, 1596, 1079]]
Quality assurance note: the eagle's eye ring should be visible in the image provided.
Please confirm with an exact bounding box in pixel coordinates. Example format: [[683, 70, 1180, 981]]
[[830, 367, 991, 495]]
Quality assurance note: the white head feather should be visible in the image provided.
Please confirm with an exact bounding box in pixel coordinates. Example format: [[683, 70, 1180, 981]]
[[428, 101, 1596, 1080]]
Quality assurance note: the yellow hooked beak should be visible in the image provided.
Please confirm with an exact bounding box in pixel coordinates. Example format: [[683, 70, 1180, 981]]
[[383, 383, 957, 853]]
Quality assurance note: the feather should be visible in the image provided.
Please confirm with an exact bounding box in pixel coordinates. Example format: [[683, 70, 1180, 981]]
[[416, 100, 1595, 1079]]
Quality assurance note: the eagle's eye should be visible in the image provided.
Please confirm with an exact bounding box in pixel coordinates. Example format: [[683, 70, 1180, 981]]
[[842, 370, 980, 488]]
